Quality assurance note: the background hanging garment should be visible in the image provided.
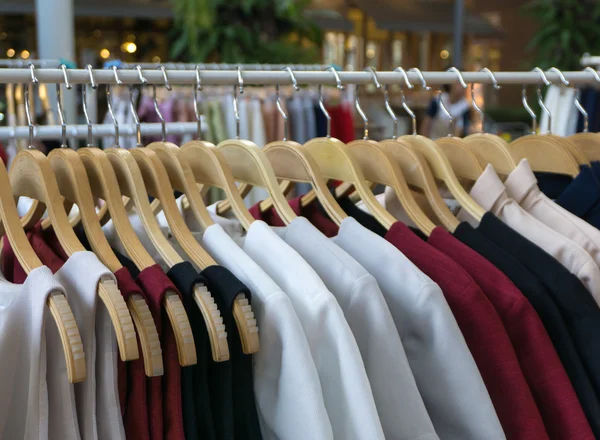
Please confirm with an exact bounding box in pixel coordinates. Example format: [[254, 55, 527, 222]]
[[539, 85, 578, 136]]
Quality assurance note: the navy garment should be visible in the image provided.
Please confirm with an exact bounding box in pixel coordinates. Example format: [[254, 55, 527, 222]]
[[552, 163, 600, 228], [476, 213, 600, 404], [577, 88, 600, 133], [314, 104, 328, 138]]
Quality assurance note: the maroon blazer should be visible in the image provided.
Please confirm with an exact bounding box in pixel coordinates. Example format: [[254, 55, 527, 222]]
[[429, 226, 594, 440], [385, 222, 549, 440]]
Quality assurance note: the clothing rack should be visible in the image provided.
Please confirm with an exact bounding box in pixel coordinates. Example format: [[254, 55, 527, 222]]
[[1, 68, 600, 86], [118, 62, 330, 71], [0, 122, 199, 140]]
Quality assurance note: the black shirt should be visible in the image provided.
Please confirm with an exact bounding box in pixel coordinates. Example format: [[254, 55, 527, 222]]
[[454, 221, 600, 436], [201, 265, 262, 440], [167, 262, 217, 440], [476, 213, 600, 403]]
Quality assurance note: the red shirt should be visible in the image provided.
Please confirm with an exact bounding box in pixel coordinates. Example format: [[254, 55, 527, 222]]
[[428, 227, 594, 440], [249, 196, 340, 237], [385, 222, 549, 440], [114, 267, 151, 440], [136, 265, 186, 440]]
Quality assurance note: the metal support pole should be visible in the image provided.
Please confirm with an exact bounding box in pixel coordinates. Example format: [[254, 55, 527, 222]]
[[35, 0, 76, 124], [453, 0, 464, 68]]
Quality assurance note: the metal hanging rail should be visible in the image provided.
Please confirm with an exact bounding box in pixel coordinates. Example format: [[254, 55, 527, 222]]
[[0, 122, 199, 141], [118, 62, 330, 71], [1, 68, 600, 86]]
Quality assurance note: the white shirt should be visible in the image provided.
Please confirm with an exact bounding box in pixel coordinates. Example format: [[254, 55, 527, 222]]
[[0, 266, 62, 439], [460, 164, 600, 303], [52, 251, 125, 440], [272, 217, 438, 440], [237, 220, 385, 440], [333, 217, 505, 440], [202, 223, 334, 440]]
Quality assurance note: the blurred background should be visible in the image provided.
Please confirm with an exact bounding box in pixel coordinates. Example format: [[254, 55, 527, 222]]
[[1, 0, 600, 140]]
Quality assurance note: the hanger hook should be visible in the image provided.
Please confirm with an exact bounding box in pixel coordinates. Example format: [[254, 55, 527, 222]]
[[25, 63, 38, 149], [107, 66, 123, 147], [580, 67, 600, 132], [152, 66, 170, 142], [471, 67, 500, 133], [193, 65, 203, 140], [550, 66, 586, 133], [276, 67, 299, 141], [81, 64, 97, 147], [354, 67, 378, 140], [548, 67, 569, 86], [318, 66, 344, 138], [393, 67, 417, 136], [533, 67, 553, 134], [408, 67, 431, 90], [522, 85, 537, 135], [130, 65, 146, 147], [233, 66, 244, 139], [446, 67, 468, 89], [57, 64, 72, 147]]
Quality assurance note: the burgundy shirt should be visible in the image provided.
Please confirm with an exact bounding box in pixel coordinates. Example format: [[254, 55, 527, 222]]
[[115, 267, 151, 440], [135, 265, 186, 440], [429, 227, 594, 440], [385, 222, 549, 440], [249, 196, 340, 237]]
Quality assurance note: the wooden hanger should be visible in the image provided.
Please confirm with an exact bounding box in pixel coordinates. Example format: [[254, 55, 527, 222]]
[[338, 68, 436, 234], [397, 68, 486, 221], [463, 69, 517, 175], [0, 158, 86, 383], [243, 68, 348, 225], [133, 66, 257, 357], [509, 71, 580, 177], [216, 67, 297, 225], [431, 68, 484, 183], [12, 71, 137, 363], [17, 69, 139, 363]]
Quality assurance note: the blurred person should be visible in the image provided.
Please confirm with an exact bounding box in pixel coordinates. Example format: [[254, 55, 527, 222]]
[[421, 82, 471, 139]]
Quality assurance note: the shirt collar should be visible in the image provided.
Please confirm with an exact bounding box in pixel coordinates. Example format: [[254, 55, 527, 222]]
[[469, 164, 507, 212], [504, 159, 538, 204]]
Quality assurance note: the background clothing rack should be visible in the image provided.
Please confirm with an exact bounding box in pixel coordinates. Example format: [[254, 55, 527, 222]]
[[0, 68, 600, 86]]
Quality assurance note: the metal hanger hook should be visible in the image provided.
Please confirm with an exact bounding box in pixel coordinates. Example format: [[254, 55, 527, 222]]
[[282, 66, 300, 91], [153, 66, 170, 141], [107, 66, 123, 147], [25, 63, 38, 148], [193, 65, 203, 140], [129, 66, 146, 146], [57, 64, 71, 147], [355, 67, 378, 140], [522, 85, 537, 135], [532, 67, 553, 134], [408, 67, 431, 90], [81, 64, 97, 147], [579, 67, 600, 132], [318, 67, 344, 138], [364, 67, 381, 89], [548, 67, 569, 86], [276, 67, 299, 141], [446, 67, 468, 89], [437, 89, 454, 137], [233, 67, 244, 139], [471, 68, 501, 133], [393, 67, 417, 135]]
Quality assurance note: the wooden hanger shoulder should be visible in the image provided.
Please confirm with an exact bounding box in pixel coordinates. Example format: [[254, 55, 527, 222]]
[[216, 138, 297, 224], [435, 136, 484, 182], [569, 132, 600, 162], [105, 148, 184, 268], [77, 147, 163, 377], [263, 140, 347, 226], [147, 142, 215, 231], [0, 154, 86, 383], [304, 137, 395, 229], [402, 135, 486, 221], [463, 133, 517, 176], [45, 148, 138, 362], [178, 140, 254, 229], [131, 146, 236, 361], [546, 134, 589, 165], [382, 138, 460, 231], [346, 139, 436, 235], [508, 134, 580, 177]]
